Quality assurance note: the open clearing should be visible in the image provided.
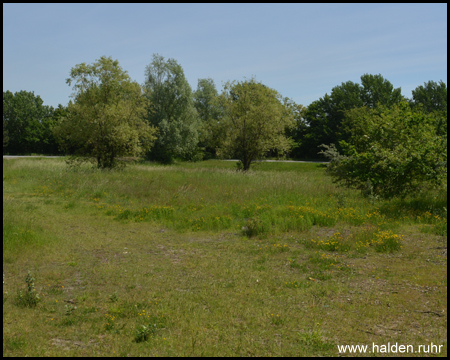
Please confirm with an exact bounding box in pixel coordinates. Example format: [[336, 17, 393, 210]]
[[3, 158, 447, 356]]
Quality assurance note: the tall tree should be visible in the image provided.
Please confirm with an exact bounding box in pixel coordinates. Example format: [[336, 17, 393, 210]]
[[410, 80, 447, 113], [360, 73, 403, 108], [215, 78, 295, 171], [3, 90, 56, 155], [273, 97, 305, 159], [296, 74, 403, 159], [193, 78, 223, 159], [53, 56, 157, 169], [144, 54, 200, 163]]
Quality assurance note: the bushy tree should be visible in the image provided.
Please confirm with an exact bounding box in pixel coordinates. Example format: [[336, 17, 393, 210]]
[[321, 101, 447, 199], [215, 78, 295, 171], [193, 78, 223, 159], [144, 54, 200, 163], [3, 90, 56, 154], [297, 74, 403, 159], [279, 99, 306, 159], [410, 80, 447, 113], [53, 56, 157, 169]]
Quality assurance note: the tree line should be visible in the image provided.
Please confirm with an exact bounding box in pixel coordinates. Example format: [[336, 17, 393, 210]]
[[3, 55, 447, 198]]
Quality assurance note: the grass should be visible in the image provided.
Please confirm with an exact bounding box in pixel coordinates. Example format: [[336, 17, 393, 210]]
[[3, 158, 447, 356]]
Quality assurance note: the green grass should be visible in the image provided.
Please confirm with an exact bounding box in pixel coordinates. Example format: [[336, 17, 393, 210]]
[[3, 158, 447, 356]]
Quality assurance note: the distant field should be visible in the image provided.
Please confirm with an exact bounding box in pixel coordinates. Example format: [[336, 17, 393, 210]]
[[3, 158, 447, 356]]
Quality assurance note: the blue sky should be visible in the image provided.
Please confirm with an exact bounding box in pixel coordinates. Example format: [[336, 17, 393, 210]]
[[3, 3, 447, 108]]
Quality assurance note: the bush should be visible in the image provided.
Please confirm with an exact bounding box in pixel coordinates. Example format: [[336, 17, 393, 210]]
[[321, 102, 447, 199]]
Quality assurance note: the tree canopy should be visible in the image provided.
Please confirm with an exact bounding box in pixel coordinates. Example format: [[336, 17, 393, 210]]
[[320, 101, 447, 199], [3, 90, 58, 155], [144, 54, 200, 163], [297, 74, 403, 159], [215, 78, 295, 171], [53, 56, 157, 169], [193, 78, 223, 159], [410, 80, 447, 113]]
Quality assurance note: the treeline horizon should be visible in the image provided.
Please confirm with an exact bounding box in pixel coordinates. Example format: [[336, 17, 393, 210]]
[[3, 54, 447, 162]]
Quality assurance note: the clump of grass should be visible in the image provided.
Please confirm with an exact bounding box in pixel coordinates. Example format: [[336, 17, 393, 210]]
[[64, 304, 76, 316], [298, 329, 335, 351], [372, 230, 403, 253], [16, 271, 40, 308], [134, 313, 166, 343], [312, 232, 351, 252], [309, 253, 341, 271], [268, 313, 285, 326], [243, 217, 271, 237], [304, 225, 403, 254], [109, 291, 119, 303], [134, 323, 157, 343], [104, 314, 116, 331], [184, 214, 233, 232], [285, 205, 337, 227]]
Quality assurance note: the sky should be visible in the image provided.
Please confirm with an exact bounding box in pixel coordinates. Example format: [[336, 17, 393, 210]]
[[3, 3, 447, 109]]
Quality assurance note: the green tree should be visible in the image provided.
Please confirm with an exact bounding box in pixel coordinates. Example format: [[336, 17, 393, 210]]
[[193, 78, 223, 159], [297, 74, 403, 159], [321, 101, 447, 199], [144, 54, 200, 163], [215, 78, 295, 171], [53, 56, 157, 169], [410, 80, 447, 113], [3, 118, 8, 148], [359, 73, 403, 108], [3, 90, 56, 154]]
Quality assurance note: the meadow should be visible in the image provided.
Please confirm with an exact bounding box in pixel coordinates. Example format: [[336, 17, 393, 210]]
[[3, 158, 447, 356]]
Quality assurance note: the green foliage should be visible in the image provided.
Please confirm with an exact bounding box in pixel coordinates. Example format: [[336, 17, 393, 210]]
[[109, 291, 119, 303], [410, 80, 447, 113], [134, 324, 156, 343], [3, 158, 447, 356], [243, 217, 270, 237], [323, 101, 447, 199], [16, 271, 40, 308], [3, 90, 59, 155], [134, 314, 165, 343], [297, 329, 335, 352], [193, 78, 223, 159], [3, 117, 9, 148], [372, 230, 403, 253], [297, 74, 403, 159], [53, 56, 157, 169], [359, 73, 403, 108], [215, 77, 296, 170], [144, 54, 200, 163], [283, 100, 307, 159]]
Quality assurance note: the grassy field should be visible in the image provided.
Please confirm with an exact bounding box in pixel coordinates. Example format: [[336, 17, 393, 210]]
[[3, 158, 447, 356]]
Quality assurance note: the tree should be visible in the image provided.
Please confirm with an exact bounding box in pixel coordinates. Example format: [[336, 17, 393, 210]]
[[193, 78, 223, 159], [3, 90, 56, 155], [144, 54, 200, 163], [297, 74, 403, 159], [410, 80, 447, 113], [214, 78, 295, 171], [3, 118, 8, 148], [359, 73, 403, 108], [321, 101, 447, 199], [53, 56, 157, 169]]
